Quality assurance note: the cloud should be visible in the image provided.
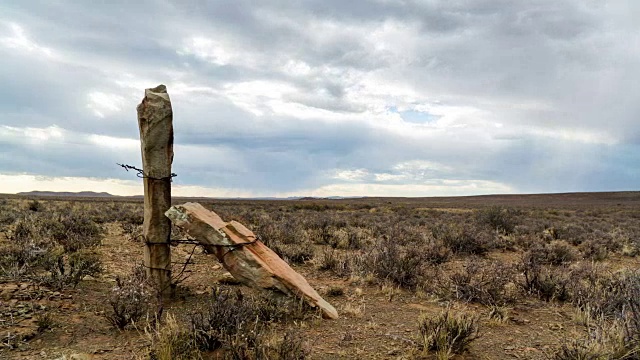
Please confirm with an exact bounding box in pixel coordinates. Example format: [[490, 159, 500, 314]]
[[0, 1, 638, 196]]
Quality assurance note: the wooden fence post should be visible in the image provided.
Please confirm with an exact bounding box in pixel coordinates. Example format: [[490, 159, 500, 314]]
[[137, 84, 173, 296]]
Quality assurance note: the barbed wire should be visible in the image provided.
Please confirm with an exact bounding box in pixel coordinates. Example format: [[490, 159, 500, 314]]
[[117, 163, 177, 181], [135, 234, 261, 248]]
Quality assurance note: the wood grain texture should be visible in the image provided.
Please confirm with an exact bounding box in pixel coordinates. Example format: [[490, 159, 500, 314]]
[[166, 202, 339, 319], [138, 84, 173, 296]]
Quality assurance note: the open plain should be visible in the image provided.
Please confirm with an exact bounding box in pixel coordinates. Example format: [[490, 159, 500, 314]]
[[0, 192, 639, 359]]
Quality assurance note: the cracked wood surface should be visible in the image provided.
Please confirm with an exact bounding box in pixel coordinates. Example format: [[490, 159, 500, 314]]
[[166, 202, 338, 319]]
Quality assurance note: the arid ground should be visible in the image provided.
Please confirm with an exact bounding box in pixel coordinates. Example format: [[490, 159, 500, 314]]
[[0, 192, 639, 359]]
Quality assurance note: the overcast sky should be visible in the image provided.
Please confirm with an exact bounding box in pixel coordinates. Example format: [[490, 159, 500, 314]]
[[1, 1, 638, 197]]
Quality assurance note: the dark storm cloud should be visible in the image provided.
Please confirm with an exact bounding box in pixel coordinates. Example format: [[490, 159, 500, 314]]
[[0, 0, 638, 195]]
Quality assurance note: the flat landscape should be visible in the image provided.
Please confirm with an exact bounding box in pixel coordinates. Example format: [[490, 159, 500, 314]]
[[0, 192, 639, 359]]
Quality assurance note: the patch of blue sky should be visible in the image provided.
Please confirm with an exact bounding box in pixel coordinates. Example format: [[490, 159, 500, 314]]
[[388, 106, 439, 124]]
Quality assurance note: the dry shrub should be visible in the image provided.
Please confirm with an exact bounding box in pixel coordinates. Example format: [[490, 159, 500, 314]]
[[12, 211, 103, 253], [435, 258, 518, 306], [573, 230, 621, 260], [363, 240, 427, 289], [270, 330, 307, 360], [518, 254, 570, 301], [342, 227, 372, 250], [0, 243, 45, 279], [27, 200, 43, 212], [190, 287, 309, 358], [579, 240, 609, 261], [326, 286, 345, 297], [556, 223, 589, 245], [431, 223, 491, 256], [476, 206, 518, 234], [148, 313, 201, 360], [317, 248, 352, 277], [121, 222, 143, 242], [423, 239, 452, 265], [49, 214, 104, 252], [551, 318, 640, 360], [39, 248, 103, 290], [418, 310, 479, 359], [35, 313, 55, 333], [524, 240, 578, 266], [552, 339, 610, 360], [1, 211, 103, 289], [0, 205, 20, 227], [104, 265, 156, 330], [570, 269, 640, 321], [613, 228, 640, 257], [271, 242, 315, 265]]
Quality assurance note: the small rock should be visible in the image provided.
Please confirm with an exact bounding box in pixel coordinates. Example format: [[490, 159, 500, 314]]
[[217, 273, 241, 285], [70, 353, 93, 360]]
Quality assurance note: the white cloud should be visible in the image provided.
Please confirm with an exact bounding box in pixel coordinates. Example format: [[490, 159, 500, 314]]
[[301, 180, 513, 198], [393, 160, 453, 173], [179, 36, 235, 66], [0, 125, 65, 145], [0, 1, 638, 196], [331, 168, 369, 181], [0, 22, 56, 58], [223, 80, 299, 116], [88, 134, 138, 150], [87, 91, 127, 118]]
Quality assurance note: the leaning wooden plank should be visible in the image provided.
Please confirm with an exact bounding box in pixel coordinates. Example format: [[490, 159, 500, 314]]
[[165, 202, 339, 319]]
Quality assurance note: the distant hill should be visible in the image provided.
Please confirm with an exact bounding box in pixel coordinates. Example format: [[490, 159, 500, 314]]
[[17, 191, 115, 198]]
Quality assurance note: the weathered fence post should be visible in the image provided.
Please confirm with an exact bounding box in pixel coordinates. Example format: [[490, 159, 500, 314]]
[[137, 84, 173, 296]]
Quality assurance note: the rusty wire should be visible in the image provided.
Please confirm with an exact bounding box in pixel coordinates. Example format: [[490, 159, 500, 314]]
[[117, 163, 177, 181]]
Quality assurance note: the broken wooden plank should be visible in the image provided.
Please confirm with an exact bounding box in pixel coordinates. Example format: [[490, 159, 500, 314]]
[[165, 202, 338, 319]]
